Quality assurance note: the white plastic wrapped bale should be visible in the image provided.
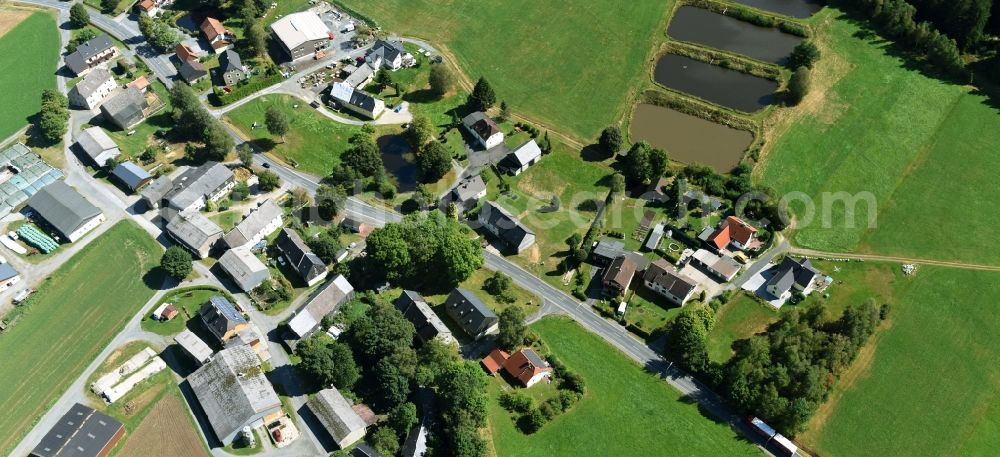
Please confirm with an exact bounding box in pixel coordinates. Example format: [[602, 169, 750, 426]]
[[102, 357, 167, 403]]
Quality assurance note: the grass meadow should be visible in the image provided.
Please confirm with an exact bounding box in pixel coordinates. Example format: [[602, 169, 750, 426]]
[[336, 0, 673, 140], [0, 221, 163, 455], [486, 317, 759, 456], [803, 266, 1000, 456], [225, 95, 361, 176], [759, 9, 1000, 264], [0, 9, 59, 141]]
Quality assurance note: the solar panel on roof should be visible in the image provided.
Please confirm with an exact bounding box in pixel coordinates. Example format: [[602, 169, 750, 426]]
[[209, 296, 246, 323]]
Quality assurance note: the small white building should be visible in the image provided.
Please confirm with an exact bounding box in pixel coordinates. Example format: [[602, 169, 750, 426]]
[[499, 139, 541, 176], [270, 12, 332, 60], [0, 263, 20, 292], [75, 126, 121, 167], [366, 40, 415, 70], [218, 247, 270, 292], [462, 111, 504, 150], [68, 67, 116, 110]]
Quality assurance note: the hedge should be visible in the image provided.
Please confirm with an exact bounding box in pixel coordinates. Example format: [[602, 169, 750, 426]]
[[211, 72, 285, 106], [682, 0, 811, 37]]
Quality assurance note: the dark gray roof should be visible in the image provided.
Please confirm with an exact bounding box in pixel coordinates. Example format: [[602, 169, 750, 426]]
[[165, 162, 233, 210], [765, 257, 819, 295], [592, 238, 626, 261], [111, 161, 151, 190], [368, 39, 407, 62], [179, 59, 208, 82], [348, 89, 378, 112], [643, 260, 697, 299], [100, 87, 146, 128], [276, 228, 326, 283], [223, 199, 282, 248], [65, 34, 115, 75], [444, 288, 497, 337], [198, 295, 246, 343], [70, 67, 113, 99], [220, 49, 244, 74], [479, 201, 534, 249], [395, 290, 452, 343], [307, 387, 367, 447], [31, 403, 123, 457], [140, 175, 173, 203], [452, 175, 486, 203], [166, 211, 222, 253], [27, 182, 102, 239], [462, 111, 500, 140], [353, 443, 386, 457]]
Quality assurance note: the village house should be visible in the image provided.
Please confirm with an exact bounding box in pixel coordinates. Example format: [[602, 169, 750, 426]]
[[343, 61, 377, 88], [690, 249, 742, 282], [329, 82, 385, 119], [765, 256, 821, 299], [75, 127, 121, 167], [100, 87, 148, 130], [27, 181, 105, 243], [64, 34, 118, 76], [68, 67, 116, 110], [707, 216, 760, 252], [462, 111, 504, 150], [288, 275, 354, 339], [188, 345, 282, 444], [179, 59, 209, 83], [307, 387, 368, 449], [175, 42, 199, 62], [163, 162, 235, 215], [270, 12, 332, 60], [126, 75, 150, 93], [110, 161, 152, 192], [219, 247, 270, 292], [135, 0, 172, 17], [340, 216, 372, 236], [198, 295, 248, 346], [481, 348, 553, 388], [276, 228, 328, 286], [602, 254, 639, 297], [478, 201, 536, 254], [366, 39, 415, 70], [139, 175, 173, 210], [219, 49, 247, 87], [591, 238, 627, 266], [0, 263, 20, 293], [29, 403, 125, 457], [166, 211, 222, 259], [449, 174, 487, 210], [643, 259, 698, 305], [222, 199, 283, 249], [395, 290, 455, 345], [499, 139, 542, 176], [444, 288, 498, 340], [200, 17, 235, 54]]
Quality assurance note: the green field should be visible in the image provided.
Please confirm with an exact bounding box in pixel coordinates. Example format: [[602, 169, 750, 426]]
[[225, 95, 361, 176], [0, 10, 59, 141], [0, 220, 163, 455], [337, 0, 672, 140], [805, 266, 1000, 456], [759, 9, 1000, 264], [487, 317, 758, 456]]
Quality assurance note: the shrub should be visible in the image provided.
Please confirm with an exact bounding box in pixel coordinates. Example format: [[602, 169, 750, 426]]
[[499, 391, 534, 414]]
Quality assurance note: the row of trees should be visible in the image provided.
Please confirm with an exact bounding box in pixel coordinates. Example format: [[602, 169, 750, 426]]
[[364, 211, 483, 289], [844, 0, 967, 76], [905, 0, 993, 49], [663, 300, 886, 434], [170, 83, 235, 161]]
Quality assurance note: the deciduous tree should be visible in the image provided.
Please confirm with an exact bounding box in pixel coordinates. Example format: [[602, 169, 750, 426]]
[[160, 246, 192, 280], [69, 3, 90, 28], [496, 306, 527, 351]]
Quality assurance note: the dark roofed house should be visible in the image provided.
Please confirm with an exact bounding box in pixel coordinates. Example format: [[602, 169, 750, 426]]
[[307, 387, 367, 449], [111, 161, 152, 191], [75, 126, 121, 167], [329, 82, 385, 119], [643, 259, 698, 305], [449, 174, 486, 210], [366, 39, 414, 70], [602, 255, 638, 297], [188, 345, 282, 444], [165, 210, 223, 258], [591, 238, 626, 266], [461, 111, 504, 150], [100, 87, 148, 130], [179, 59, 208, 83], [64, 34, 118, 76], [30, 403, 125, 457], [395, 290, 455, 345], [198, 295, 248, 346], [27, 181, 105, 243], [353, 444, 386, 457], [164, 162, 235, 214], [288, 275, 354, 339], [219, 49, 247, 86], [478, 201, 535, 254], [140, 175, 173, 210], [444, 288, 498, 340], [765, 257, 821, 299], [276, 228, 327, 286]]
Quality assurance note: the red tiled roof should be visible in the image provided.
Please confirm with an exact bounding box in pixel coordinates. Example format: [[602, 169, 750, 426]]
[[708, 216, 757, 249], [200, 17, 226, 40], [138, 0, 155, 11], [176, 43, 197, 62], [502, 349, 552, 387], [127, 75, 150, 91], [481, 348, 509, 375]]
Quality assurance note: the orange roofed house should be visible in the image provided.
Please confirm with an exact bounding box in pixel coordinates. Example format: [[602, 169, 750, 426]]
[[481, 348, 553, 388], [201, 17, 235, 53], [707, 216, 761, 252]]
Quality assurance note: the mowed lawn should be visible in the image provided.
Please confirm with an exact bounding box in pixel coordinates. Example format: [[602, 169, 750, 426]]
[[759, 9, 1000, 264], [0, 9, 59, 140], [488, 318, 759, 456], [806, 266, 1000, 456], [225, 95, 361, 176], [0, 221, 163, 455], [337, 0, 672, 140]]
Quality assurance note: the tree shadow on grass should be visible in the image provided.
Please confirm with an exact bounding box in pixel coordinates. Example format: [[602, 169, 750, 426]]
[[143, 266, 170, 290], [580, 144, 612, 162], [248, 138, 278, 152]]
